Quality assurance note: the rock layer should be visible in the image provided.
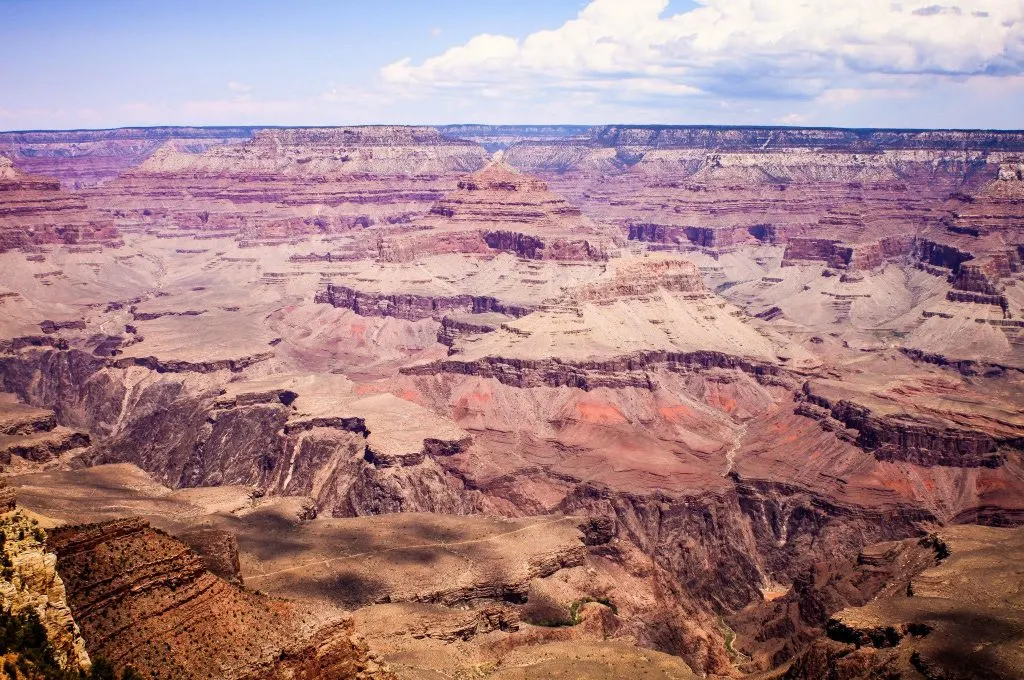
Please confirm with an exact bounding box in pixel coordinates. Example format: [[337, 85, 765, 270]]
[[49, 517, 393, 679]]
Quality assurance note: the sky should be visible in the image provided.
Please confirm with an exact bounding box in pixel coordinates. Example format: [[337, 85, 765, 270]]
[[1, 0, 1023, 130]]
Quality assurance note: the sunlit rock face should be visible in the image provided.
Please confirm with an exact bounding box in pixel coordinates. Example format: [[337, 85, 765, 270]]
[[0, 506, 91, 673]]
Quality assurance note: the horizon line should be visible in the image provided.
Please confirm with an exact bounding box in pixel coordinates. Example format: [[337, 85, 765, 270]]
[[3, 123, 1024, 135]]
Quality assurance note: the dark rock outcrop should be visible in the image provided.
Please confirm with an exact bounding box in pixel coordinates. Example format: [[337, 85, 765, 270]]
[[315, 284, 532, 321], [800, 382, 1008, 468]]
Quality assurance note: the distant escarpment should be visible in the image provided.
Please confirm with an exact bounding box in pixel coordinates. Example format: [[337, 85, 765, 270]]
[[501, 126, 1024, 309], [82, 126, 491, 241], [587, 126, 1024, 151], [0, 155, 120, 253], [49, 518, 393, 679], [504, 125, 1024, 180], [0, 127, 257, 188]]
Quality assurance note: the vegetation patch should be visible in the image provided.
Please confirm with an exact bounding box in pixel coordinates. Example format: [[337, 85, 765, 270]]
[[533, 597, 617, 628], [0, 607, 140, 679]]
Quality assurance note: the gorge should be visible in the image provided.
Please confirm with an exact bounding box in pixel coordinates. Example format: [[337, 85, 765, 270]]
[[0, 124, 1021, 679]]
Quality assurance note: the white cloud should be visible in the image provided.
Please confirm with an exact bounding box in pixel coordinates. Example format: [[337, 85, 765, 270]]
[[381, 0, 1024, 110], [6, 2, 1024, 131]]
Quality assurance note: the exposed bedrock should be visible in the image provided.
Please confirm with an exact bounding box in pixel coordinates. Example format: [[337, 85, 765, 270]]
[[0, 155, 121, 252], [912, 238, 975, 271], [178, 527, 243, 585], [585, 126, 1024, 152], [49, 518, 393, 679], [401, 350, 786, 391], [899, 347, 1024, 377], [437, 314, 507, 347], [0, 349, 120, 431], [628, 223, 755, 249], [481, 229, 608, 261], [504, 126, 1024, 181], [799, 382, 1012, 467], [950, 262, 1004, 295], [629, 217, 976, 276], [369, 161, 621, 261], [2, 347, 1020, 675], [0, 507, 91, 672], [482, 230, 545, 258], [315, 283, 533, 321], [0, 393, 92, 465], [946, 262, 1011, 312], [64, 126, 492, 243], [782, 238, 845, 266], [0, 349, 481, 517], [0, 127, 257, 188], [780, 234, 982, 272], [784, 525, 1024, 680], [0, 427, 90, 464], [551, 476, 934, 667], [727, 534, 941, 671], [110, 352, 275, 374], [576, 255, 707, 299]]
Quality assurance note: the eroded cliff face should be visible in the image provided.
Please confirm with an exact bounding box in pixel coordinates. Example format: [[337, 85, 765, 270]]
[[48, 517, 394, 680], [503, 127, 1024, 331], [784, 525, 1024, 680], [372, 161, 621, 262], [0, 349, 481, 519], [798, 379, 1015, 468], [0, 156, 120, 253], [0, 243, 1019, 676], [82, 126, 492, 246], [0, 506, 90, 673], [728, 529, 943, 671]]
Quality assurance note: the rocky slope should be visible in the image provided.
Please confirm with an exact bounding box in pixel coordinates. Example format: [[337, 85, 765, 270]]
[[402, 254, 819, 389], [503, 127, 1024, 338], [728, 529, 943, 671], [3, 466, 703, 679], [786, 525, 1024, 680], [0, 351, 477, 518], [376, 161, 620, 262], [48, 517, 393, 679]]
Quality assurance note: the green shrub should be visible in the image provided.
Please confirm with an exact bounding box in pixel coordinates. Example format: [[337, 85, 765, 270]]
[[0, 607, 141, 679]]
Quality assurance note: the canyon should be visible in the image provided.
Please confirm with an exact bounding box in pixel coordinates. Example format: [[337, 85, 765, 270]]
[[0, 124, 1020, 679]]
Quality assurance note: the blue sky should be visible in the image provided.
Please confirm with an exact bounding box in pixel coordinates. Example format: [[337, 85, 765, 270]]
[[1, 0, 1022, 130]]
